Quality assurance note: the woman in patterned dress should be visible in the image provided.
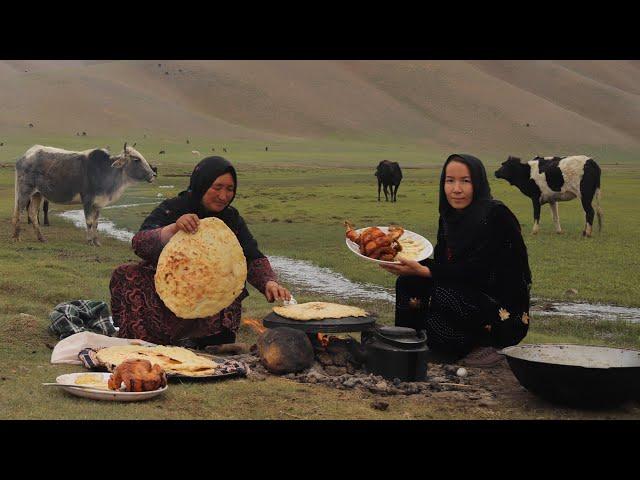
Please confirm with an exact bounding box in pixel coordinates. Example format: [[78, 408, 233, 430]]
[[110, 156, 290, 348], [380, 154, 532, 367]]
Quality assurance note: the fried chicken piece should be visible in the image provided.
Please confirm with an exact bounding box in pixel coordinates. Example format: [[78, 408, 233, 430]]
[[344, 221, 405, 261], [108, 359, 167, 392], [344, 221, 361, 245]]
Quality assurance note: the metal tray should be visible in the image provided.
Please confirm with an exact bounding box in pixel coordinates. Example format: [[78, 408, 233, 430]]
[[262, 311, 377, 334]]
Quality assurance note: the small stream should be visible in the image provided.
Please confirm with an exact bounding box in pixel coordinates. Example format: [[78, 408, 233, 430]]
[[56, 204, 640, 321]]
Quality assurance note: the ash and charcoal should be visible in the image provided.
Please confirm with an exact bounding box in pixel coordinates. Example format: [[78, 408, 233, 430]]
[[223, 335, 494, 399]]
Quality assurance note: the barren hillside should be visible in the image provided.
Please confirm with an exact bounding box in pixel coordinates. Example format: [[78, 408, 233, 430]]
[[0, 60, 637, 155]]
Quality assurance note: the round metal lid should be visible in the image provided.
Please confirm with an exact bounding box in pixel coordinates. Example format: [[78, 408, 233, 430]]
[[262, 311, 377, 334], [374, 326, 427, 347]]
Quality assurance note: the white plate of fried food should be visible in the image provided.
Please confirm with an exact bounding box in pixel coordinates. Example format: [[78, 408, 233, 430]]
[[53, 372, 168, 402], [344, 222, 433, 265]]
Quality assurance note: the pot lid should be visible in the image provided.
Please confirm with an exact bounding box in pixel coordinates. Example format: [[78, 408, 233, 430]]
[[375, 326, 427, 346]]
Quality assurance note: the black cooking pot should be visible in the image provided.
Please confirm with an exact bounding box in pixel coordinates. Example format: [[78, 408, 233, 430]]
[[361, 326, 428, 382], [502, 344, 640, 408]]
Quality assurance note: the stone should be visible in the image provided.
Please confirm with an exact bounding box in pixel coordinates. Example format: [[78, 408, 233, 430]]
[[343, 378, 359, 388], [371, 401, 389, 411], [316, 352, 333, 366], [325, 366, 347, 376]]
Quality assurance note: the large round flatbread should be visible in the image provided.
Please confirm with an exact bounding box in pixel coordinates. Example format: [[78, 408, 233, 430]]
[[273, 302, 369, 321], [96, 345, 219, 376], [155, 217, 247, 319]]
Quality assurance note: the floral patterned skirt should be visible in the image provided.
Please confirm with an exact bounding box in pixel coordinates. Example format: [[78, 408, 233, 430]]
[[109, 261, 245, 345]]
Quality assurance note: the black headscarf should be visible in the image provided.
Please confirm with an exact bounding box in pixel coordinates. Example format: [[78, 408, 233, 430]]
[[185, 156, 237, 215], [438, 154, 503, 258], [140, 156, 264, 262]]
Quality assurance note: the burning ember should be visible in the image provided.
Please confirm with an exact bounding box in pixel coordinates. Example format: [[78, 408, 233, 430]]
[[317, 333, 330, 348], [241, 318, 267, 335]]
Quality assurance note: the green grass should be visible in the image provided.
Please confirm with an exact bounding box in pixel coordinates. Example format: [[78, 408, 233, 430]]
[[2, 135, 640, 419]]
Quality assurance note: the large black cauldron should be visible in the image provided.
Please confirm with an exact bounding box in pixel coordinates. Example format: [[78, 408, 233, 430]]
[[502, 344, 640, 407]]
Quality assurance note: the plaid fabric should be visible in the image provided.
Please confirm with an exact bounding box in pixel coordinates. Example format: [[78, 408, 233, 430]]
[[48, 300, 116, 340]]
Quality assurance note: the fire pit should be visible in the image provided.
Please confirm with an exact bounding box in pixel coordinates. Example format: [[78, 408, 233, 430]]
[[261, 312, 428, 382], [235, 317, 495, 401]]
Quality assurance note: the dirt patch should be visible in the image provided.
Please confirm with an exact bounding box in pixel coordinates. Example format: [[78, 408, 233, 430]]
[[224, 351, 640, 418], [0, 313, 51, 347]]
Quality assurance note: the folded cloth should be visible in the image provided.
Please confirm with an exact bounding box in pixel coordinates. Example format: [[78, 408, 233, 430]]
[[49, 300, 116, 340], [50, 331, 156, 365], [76, 344, 249, 378]]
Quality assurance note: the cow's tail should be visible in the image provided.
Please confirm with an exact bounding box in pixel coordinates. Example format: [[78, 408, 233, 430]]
[[595, 186, 603, 232]]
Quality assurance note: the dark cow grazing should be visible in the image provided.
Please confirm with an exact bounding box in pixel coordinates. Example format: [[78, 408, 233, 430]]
[[0, 142, 4, 146], [265, 146, 269, 151], [82, 132, 87, 136], [223, 147, 227, 153], [375, 160, 403, 202], [211, 147, 215, 152], [495, 155, 603, 237], [28, 123, 34, 128], [159, 150, 165, 154], [186, 139, 190, 144], [12, 143, 156, 245]]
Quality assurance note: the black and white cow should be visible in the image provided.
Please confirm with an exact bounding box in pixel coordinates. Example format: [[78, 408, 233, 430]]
[[375, 160, 403, 202], [12, 143, 156, 245], [495, 155, 603, 237]]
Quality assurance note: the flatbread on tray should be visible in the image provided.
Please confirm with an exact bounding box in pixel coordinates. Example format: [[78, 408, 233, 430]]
[[273, 302, 369, 321], [96, 345, 219, 377], [155, 217, 247, 319]]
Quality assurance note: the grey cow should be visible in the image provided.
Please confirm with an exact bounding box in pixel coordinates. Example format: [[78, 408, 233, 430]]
[[12, 143, 156, 245]]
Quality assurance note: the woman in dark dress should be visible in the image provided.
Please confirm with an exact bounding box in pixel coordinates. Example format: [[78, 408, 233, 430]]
[[110, 156, 291, 348], [381, 154, 532, 367]]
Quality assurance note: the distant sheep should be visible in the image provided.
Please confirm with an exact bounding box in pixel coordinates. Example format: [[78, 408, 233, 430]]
[[191, 150, 201, 156]]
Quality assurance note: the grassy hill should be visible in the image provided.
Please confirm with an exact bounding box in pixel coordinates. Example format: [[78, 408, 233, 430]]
[[0, 60, 638, 160]]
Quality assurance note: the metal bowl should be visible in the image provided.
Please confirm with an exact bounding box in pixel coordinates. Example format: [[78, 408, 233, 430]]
[[501, 344, 640, 407]]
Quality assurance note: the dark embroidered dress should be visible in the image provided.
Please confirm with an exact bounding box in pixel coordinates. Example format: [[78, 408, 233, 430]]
[[395, 154, 532, 358], [110, 157, 277, 346]]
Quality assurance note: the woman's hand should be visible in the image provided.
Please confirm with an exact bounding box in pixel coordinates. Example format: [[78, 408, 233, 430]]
[[380, 258, 432, 277], [175, 214, 200, 234], [264, 281, 291, 303]]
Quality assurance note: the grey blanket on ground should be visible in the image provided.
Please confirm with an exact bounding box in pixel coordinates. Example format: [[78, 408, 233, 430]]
[[49, 300, 116, 340]]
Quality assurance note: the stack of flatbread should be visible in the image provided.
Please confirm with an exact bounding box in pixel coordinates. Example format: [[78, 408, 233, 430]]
[[96, 345, 219, 377], [155, 217, 247, 319], [273, 302, 369, 321]]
